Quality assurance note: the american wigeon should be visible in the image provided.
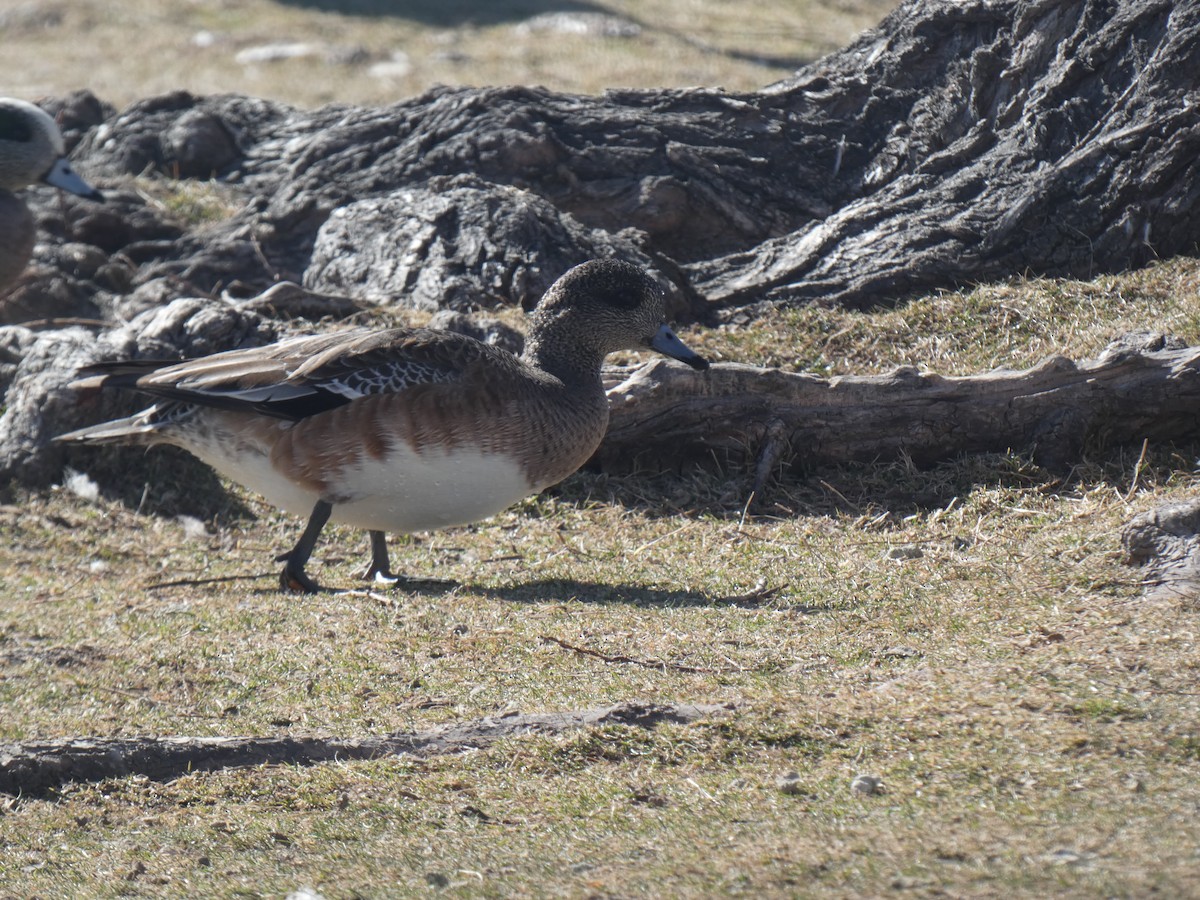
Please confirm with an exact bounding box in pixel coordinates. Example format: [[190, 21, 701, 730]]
[[0, 98, 104, 293], [58, 259, 710, 592]]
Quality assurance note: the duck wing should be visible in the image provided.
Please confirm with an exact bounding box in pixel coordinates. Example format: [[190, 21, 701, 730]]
[[76, 328, 499, 421]]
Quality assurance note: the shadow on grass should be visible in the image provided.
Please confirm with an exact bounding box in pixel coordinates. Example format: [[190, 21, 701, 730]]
[[555, 439, 1200, 524], [477, 578, 827, 609], [237, 576, 718, 607], [274, 0, 611, 26], [171, 574, 714, 607], [59, 443, 257, 524], [479, 577, 713, 607], [211, 573, 784, 609]]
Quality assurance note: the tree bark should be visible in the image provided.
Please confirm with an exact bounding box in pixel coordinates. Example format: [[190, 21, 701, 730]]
[[692, 0, 1200, 312], [0, 701, 726, 797]]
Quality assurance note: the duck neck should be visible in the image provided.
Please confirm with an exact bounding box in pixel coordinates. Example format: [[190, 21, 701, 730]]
[[518, 309, 609, 388], [521, 328, 608, 390]]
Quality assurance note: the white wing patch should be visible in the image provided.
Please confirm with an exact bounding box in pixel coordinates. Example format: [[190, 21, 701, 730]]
[[313, 361, 459, 399]]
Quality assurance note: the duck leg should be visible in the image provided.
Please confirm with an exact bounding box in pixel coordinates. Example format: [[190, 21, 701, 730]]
[[362, 530, 399, 585], [277, 500, 332, 593]]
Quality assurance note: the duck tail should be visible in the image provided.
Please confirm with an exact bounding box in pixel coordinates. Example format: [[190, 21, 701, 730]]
[[55, 407, 170, 446]]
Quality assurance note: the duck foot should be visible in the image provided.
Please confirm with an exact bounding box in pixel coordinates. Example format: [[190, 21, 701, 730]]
[[277, 558, 326, 594], [360, 530, 400, 584], [361, 531, 457, 590], [276, 499, 332, 594]]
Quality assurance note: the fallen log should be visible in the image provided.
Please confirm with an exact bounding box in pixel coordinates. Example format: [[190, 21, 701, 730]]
[[600, 332, 1200, 483], [0, 701, 727, 797]]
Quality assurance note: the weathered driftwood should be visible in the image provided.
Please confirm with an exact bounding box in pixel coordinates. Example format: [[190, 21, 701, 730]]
[[694, 0, 1200, 312], [598, 333, 1200, 482], [0, 701, 726, 797]]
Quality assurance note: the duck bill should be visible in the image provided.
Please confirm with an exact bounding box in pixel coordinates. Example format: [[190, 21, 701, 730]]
[[649, 324, 709, 371], [42, 157, 104, 202]]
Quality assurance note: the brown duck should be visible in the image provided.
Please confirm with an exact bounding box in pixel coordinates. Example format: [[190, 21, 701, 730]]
[[58, 260, 710, 592]]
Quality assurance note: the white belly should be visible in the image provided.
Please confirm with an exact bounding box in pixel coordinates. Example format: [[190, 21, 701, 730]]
[[186, 434, 324, 520], [326, 445, 534, 532], [187, 428, 533, 534]]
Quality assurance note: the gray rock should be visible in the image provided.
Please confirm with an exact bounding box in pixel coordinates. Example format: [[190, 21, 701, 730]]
[[304, 175, 681, 314], [776, 770, 804, 795], [0, 298, 277, 484], [0, 325, 36, 394], [850, 774, 883, 796]]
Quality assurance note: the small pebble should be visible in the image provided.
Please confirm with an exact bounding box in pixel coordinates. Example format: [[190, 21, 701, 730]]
[[368, 51, 413, 80], [776, 771, 803, 795], [850, 774, 883, 795], [236, 43, 319, 64], [1043, 848, 1089, 866]]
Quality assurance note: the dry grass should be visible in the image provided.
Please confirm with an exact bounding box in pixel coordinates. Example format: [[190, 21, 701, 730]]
[[4, 259, 1200, 896], [685, 256, 1200, 376], [0, 0, 896, 109]]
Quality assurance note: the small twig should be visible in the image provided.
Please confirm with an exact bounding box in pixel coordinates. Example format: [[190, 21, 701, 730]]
[[820, 321, 858, 352], [68, 678, 159, 707], [333, 589, 400, 606], [1124, 437, 1150, 500], [250, 233, 281, 281], [172, 711, 230, 720], [633, 523, 691, 555], [145, 573, 272, 591], [19, 316, 110, 329], [819, 479, 853, 507], [737, 491, 755, 530], [686, 776, 717, 802], [554, 530, 590, 559], [538, 635, 716, 674]]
